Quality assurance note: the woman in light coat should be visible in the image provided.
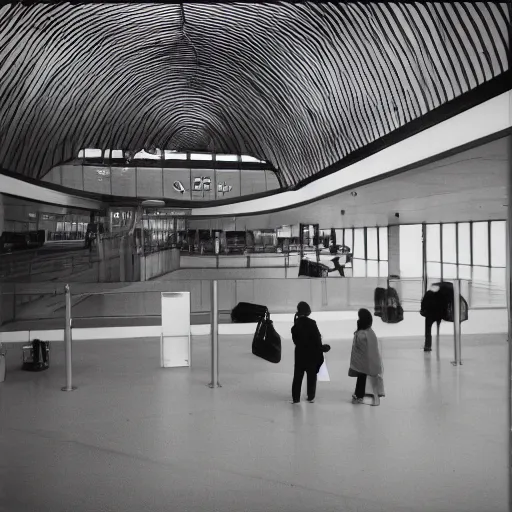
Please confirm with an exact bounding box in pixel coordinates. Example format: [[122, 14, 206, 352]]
[[348, 308, 383, 404]]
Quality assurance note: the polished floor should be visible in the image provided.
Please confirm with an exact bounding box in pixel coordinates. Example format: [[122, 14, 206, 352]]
[[0, 332, 508, 512]]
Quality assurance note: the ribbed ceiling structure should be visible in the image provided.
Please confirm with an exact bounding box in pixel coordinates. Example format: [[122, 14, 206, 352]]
[[0, 2, 509, 187]]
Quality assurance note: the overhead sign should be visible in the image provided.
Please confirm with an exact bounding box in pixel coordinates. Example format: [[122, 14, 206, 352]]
[[193, 177, 211, 192], [217, 181, 233, 196], [173, 181, 186, 194], [171, 176, 233, 198]]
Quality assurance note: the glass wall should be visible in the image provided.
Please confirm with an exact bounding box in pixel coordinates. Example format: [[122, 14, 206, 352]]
[[322, 226, 389, 278], [399, 225, 423, 278], [423, 220, 506, 306], [42, 149, 281, 201]]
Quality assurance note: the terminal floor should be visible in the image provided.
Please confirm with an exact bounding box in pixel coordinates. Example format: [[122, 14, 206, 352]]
[[0, 333, 507, 512]]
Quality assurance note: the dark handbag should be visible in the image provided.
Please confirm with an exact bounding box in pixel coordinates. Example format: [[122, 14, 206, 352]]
[[252, 312, 282, 363]]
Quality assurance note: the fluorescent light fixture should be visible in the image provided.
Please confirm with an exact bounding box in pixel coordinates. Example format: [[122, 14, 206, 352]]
[[216, 154, 239, 162], [241, 155, 263, 163], [164, 150, 187, 160], [190, 153, 213, 161]]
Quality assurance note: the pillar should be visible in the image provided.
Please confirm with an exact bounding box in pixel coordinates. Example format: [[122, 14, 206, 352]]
[[388, 224, 400, 278], [508, 135, 511, 512]]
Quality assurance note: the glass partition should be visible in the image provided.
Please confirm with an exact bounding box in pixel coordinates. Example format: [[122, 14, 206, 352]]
[[2, 277, 490, 331]]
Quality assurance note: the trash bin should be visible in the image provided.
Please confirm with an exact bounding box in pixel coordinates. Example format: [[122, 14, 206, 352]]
[[0, 342, 6, 383]]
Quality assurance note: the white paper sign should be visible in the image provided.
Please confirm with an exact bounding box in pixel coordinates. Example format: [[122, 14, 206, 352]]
[[317, 360, 330, 382], [160, 292, 191, 368]]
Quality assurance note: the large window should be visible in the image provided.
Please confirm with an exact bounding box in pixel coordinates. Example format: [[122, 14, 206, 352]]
[[400, 225, 423, 278], [472, 222, 489, 266], [366, 227, 378, 260], [490, 221, 506, 267], [458, 223, 471, 265], [421, 220, 506, 305], [353, 229, 365, 259], [336, 226, 388, 277]]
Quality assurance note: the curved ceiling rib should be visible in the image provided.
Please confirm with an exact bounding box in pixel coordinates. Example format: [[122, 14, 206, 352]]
[[0, 2, 509, 186]]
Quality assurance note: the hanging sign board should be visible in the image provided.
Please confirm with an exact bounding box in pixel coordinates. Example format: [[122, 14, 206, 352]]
[[160, 292, 191, 368]]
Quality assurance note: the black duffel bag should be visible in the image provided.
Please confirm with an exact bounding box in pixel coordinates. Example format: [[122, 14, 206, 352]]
[[231, 302, 269, 323], [252, 312, 281, 363]]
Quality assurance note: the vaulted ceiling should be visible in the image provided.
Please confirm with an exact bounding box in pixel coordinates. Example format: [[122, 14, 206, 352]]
[[0, 2, 509, 187]]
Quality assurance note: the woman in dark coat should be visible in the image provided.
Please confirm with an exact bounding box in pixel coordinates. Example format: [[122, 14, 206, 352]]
[[349, 308, 383, 404], [290, 301, 324, 404]]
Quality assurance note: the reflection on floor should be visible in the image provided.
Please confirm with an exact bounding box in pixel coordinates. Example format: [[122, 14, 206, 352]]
[[0, 333, 507, 512]]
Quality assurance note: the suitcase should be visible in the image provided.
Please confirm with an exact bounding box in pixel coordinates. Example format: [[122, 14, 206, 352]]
[[231, 302, 269, 323], [252, 312, 281, 363]]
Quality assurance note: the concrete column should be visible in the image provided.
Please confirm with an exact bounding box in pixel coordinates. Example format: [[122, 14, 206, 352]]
[[388, 224, 400, 278]]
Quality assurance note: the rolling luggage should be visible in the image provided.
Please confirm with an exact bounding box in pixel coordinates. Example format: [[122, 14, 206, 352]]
[[252, 311, 281, 363], [231, 302, 269, 323]]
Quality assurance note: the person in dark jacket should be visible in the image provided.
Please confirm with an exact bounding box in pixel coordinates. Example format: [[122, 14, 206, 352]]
[[420, 285, 444, 352], [290, 301, 324, 404]]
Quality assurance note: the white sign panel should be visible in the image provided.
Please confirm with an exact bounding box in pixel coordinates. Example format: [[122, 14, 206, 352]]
[[161, 292, 191, 368], [317, 360, 330, 382]]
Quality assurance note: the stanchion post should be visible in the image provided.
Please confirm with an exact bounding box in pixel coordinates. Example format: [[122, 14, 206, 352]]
[[62, 284, 76, 391], [451, 279, 462, 366], [209, 280, 221, 388]]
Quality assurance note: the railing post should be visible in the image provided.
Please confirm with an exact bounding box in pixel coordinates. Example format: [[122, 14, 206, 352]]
[[209, 280, 221, 388], [451, 279, 462, 366], [61, 284, 76, 391]]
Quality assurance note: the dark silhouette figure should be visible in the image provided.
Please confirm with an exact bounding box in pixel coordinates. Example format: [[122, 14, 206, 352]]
[[420, 285, 444, 352], [328, 256, 345, 277], [290, 301, 324, 404]]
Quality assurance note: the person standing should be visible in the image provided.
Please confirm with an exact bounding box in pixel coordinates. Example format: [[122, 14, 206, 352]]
[[348, 308, 383, 404], [290, 301, 324, 404], [420, 285, 444, 352]]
